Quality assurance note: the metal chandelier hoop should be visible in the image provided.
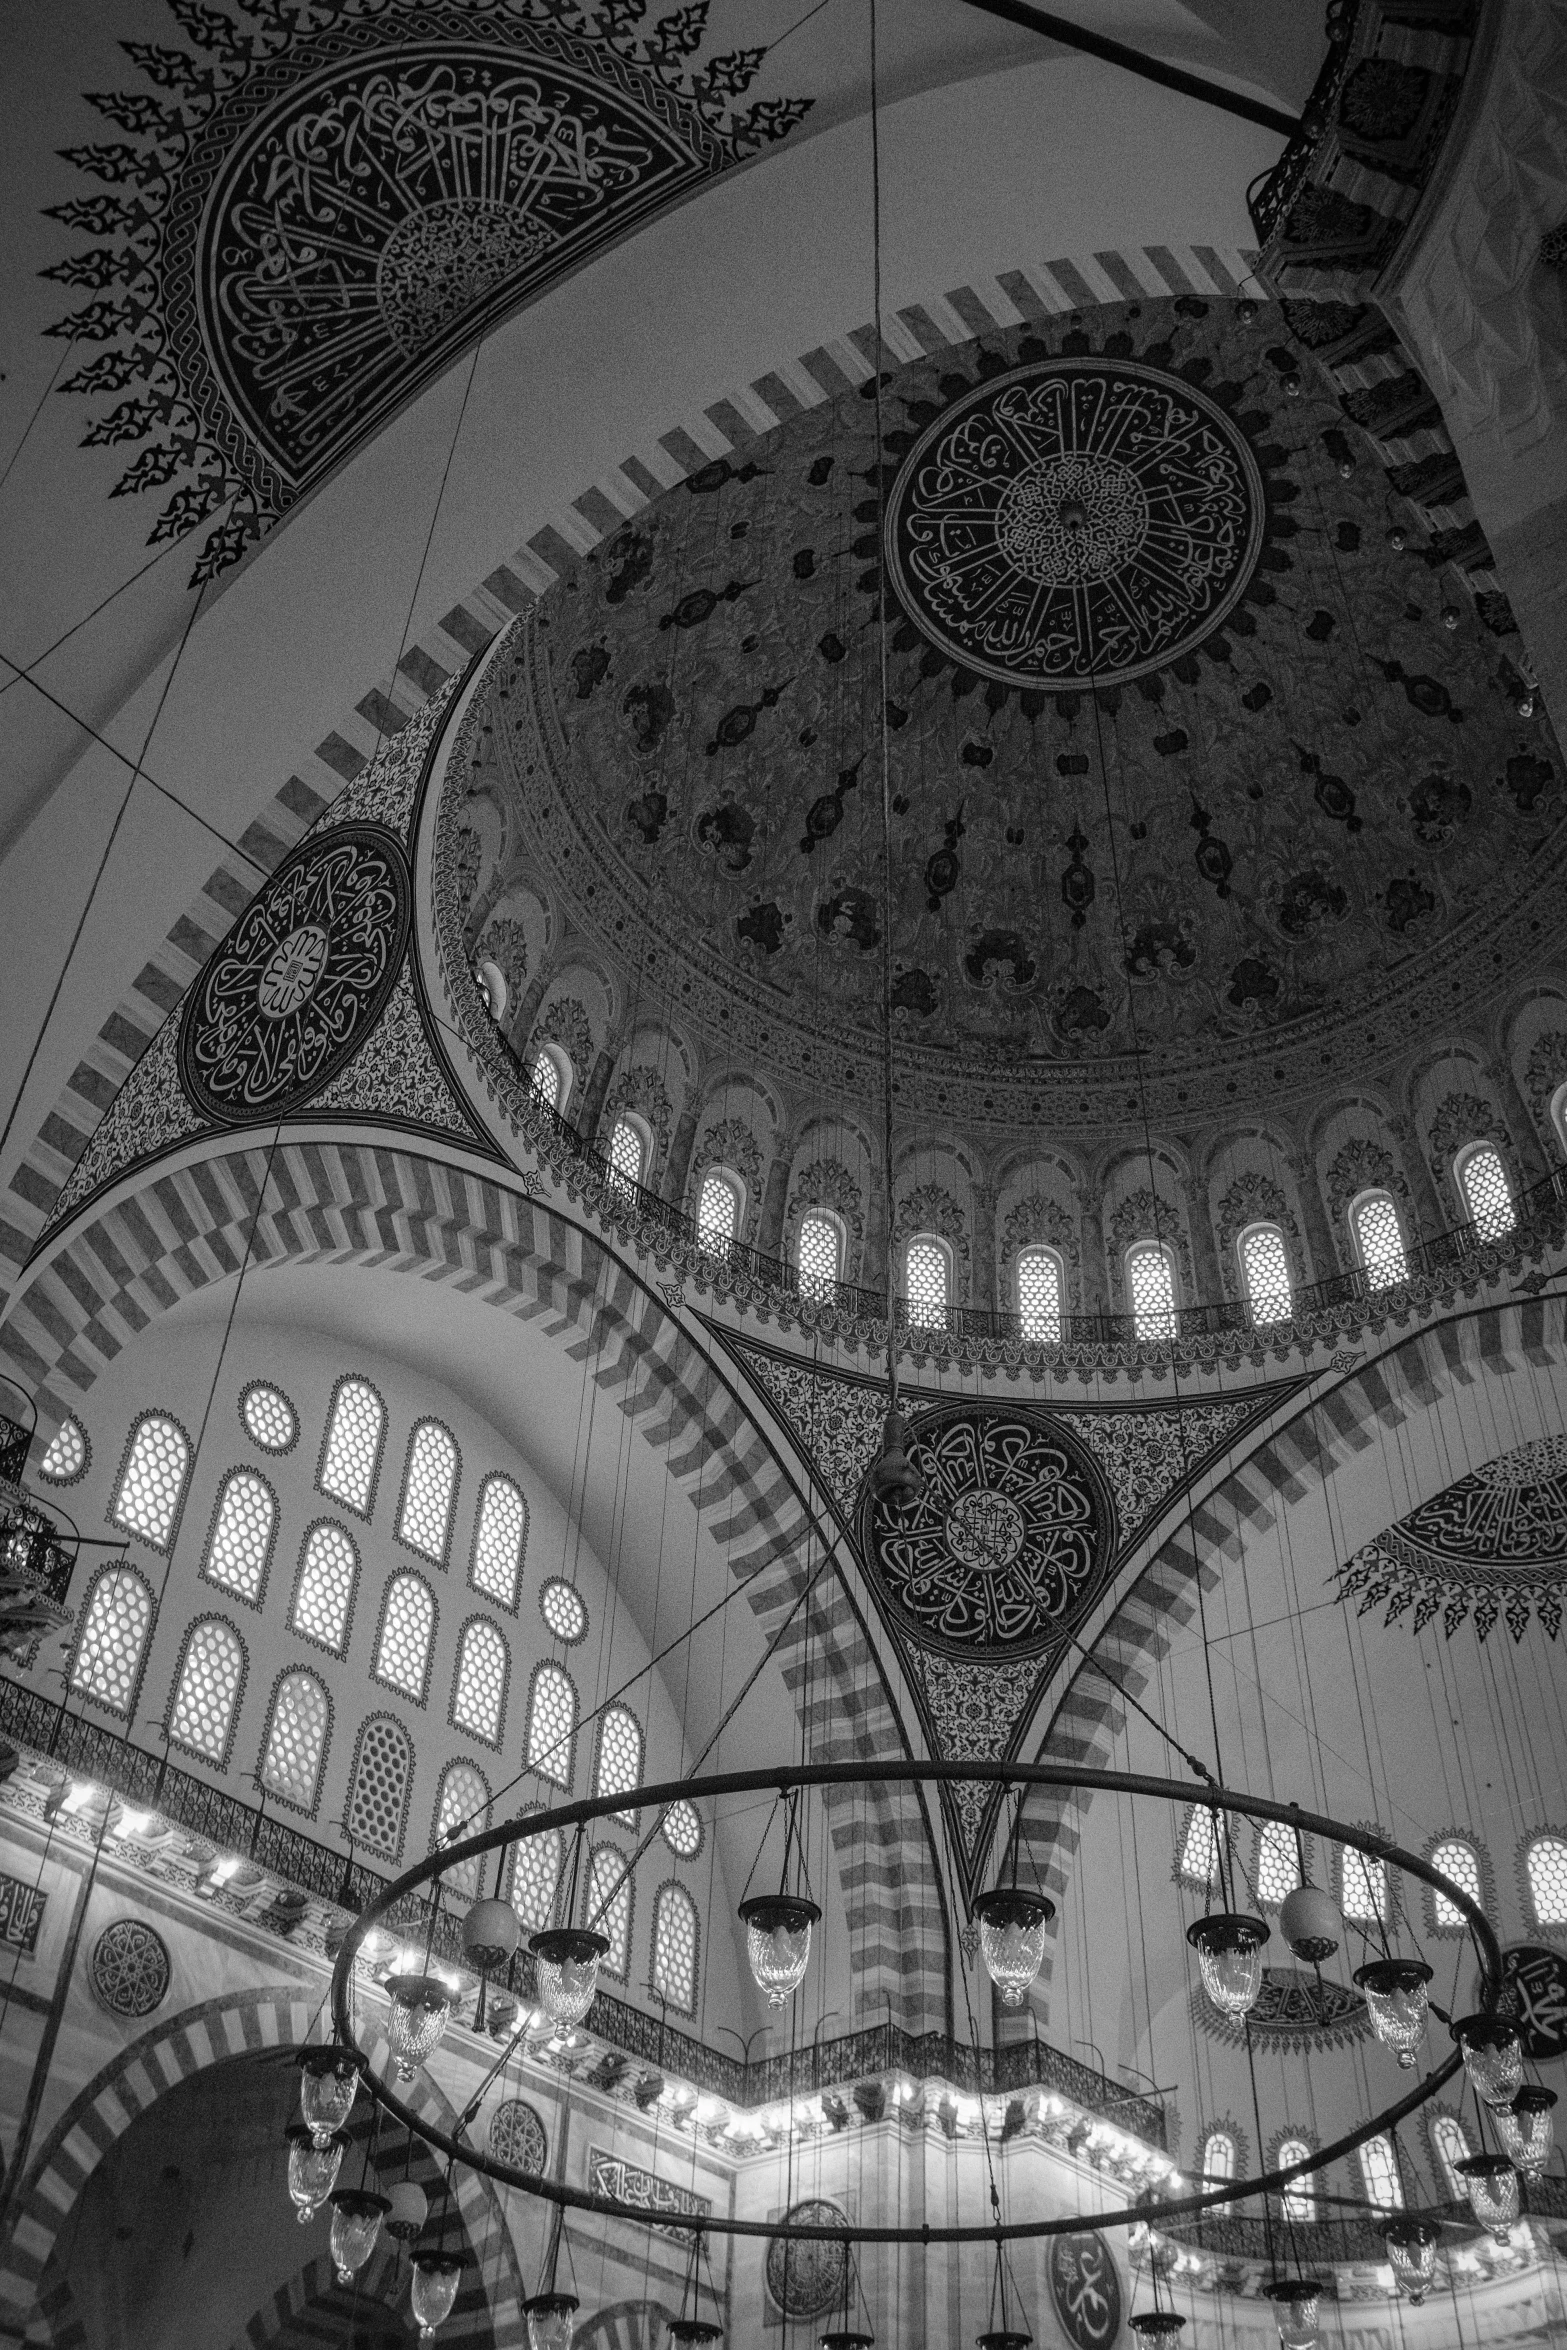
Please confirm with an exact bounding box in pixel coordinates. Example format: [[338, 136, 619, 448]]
[[328, 1759, 1502, 2247]]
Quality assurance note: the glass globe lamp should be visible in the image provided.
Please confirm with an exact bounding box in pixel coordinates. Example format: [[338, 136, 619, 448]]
[[972, 1888, 1055, 2008], [1455, 2153, 1520, 2242], [1264, 2279, 1320, 2350], [1380, 2217, 1441, 2304], [462, 1897, 520, 1976], [529, 1927, 609, 2026], [1353, 1958, 1433, 2068], [285, 2124, 344, 2222], [384, 1973, 455, 2080], [410, 2250, 463, 2340], [1451, 2015, 1523, 2107], [1278, 1883, 1339, 1964], [1496, 2084, 1557, 2176], [1186, 1913, 1269, 2018], [739, 1894, 822, 2007], [327, 2187, 390, 2282], [295, 2045, 363, 2146], [384, 2179, 428, 2242], [524, 2293, 580, 2350]]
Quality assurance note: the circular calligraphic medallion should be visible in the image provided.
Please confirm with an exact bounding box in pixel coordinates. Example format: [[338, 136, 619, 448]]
[[1500, 1943, 1567, 2060], [178, 824, 411, 1124], [90, 1918, 171, 2019], [765, 2200, 850, 2317], [488, 2098, 548, 2172], [884, 358, 1265, 688], [1050, 2228, 1122, 2349], [861, 1404, 1113, 1656]]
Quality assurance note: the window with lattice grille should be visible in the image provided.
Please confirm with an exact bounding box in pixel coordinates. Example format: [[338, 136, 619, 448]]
[[531, 1050, 562, 1111], [320, 1378, 384, 1516], [453, 1620, 507, 1745], [261, 1672, 330, 1810], [204, 1471, 275, 1603], [1276, 2140, 1315, 2222], [1358, 2135, 1403, 2211], [541, 1579, 587, 1645], [38, 1417, 87, 1483], [905, 1237, 949, 1329], [349, 1717, 412, 1860], [1180, 1806, 1223, 1885], [113, 1414, 189, 1550], [1341, 1845, 1387, 1922], [652, 1884, 698, 2012], [1017, 1248, 1063, 1343], [696, 1171, 738, 1252], [434, 1761, 490, 1899], [509, 1820, 563, 1930], [399, 1421, 457, 1563], [1240, 1224, 1292, 1325], [169, 1619, 244, 1761], [595, 1706, 643, 1822], [376, 1574, 435, 1701], [1256, 1819, 1300, 1908], [1458, 1143, 1515, 1240], [71, 1566, 153, 1715], [1526, 1833, 1567, 1925], [1201, 2131, 1235, 2182], [472, 1476, 526, 1609], [1352, 1192, 1408, 1288], [797, 1212, 841, 1298], [527, 1663, 577, 1785], [241, 1383, 297, 1454], [1127, 1243, 1176, 1341], [1432, 2114, 1472, 2200], [1430, 1838, 1482, 1929], [292, 1523, 358, 1654], [662, 1799, 702, 1861], [607, 1118, 644, 1191], [586, 1845, 631, 1978]]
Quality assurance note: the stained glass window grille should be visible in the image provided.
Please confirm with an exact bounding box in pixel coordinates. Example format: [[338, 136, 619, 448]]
[[38, 1417, 87, 1483], [905, 1238, 948, 1329], [1430, 1838, 1482, 1930], [1127, 1243, 1177, 1341], [399, 1422, 457, 1563], [1201, 2131, 1235, 2182], [527, 1663, 577, 1785], [1180, 1806, 1222, 1884], [1276, 2140, 1315, 2222], [1458, 1144, 1515, 1240], [292, 1523, 358, 1653], [376, 1574, 435, 1701], [453, 1619, 507, 1745], [113, 1414, 189, 1550], [1353, 1193, 1408, 1289], [472, 1476, 526, 1609], [1526, 1833, 1567, 1925], [540, 1579, 587, 1645], [320, 1378, 384, 1515], [241, 1383, 297, 1453], [1017, 1248, 1063, 1344], [798, 1212, 841, 1298], [662, 1799, 702, 1861], [1432, 2115, 1472, 2200], [586, 1845, 631, 1978], [1240, 1224, 1293, 1325], [169, 1619, 244, 1760], [348, 1717, 412, 1859], [509, 1820, 563, 1930], [434, 1761, 490, 1899], [652, 1884, 698, 2012], [72, 1566, 152, 1714], [1358, 2135, 1403, 2211], [1341, 1845, 1387, 1922], [607, 1118, 644, 1191], [204, 1471, 275, 1603], [531, 1051, 561, 1110], [261, 1671, 329, 1809], [696, 1172, 738, 1253], [595, 1706, 643, 1821], [1256, 1820, 1301, 1907]]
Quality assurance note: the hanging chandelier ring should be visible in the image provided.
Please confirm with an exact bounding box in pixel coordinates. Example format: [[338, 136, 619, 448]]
[[329, 1760, 1501, 2245]]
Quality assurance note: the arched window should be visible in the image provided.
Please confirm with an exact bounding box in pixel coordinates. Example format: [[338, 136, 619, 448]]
[[348, 1715, 413, 1861], [1358, 2135, 1403, 2211], [586, 1845, 632, 1979], [1017, 1248, 1064, 1345], [1341, 1845, 1387, 1923], [1525, 1833, 1567, 1926], [471, 1474, 527, 1610], [1179, 1806, 1223, 1886], [527, 1662, 578, 1787], [399, 1421, 458, 1564], [540, 1578, 588, 1645], [375, 1573, 436, 1703], [508, 1814, 563, 1930], [433, 1761, 491, 1900], [696, 1169, 740, 1253], [1200, 2130, 1236, 2182], [71, 1563, 153, 1715], [168, 1618, 245, 1764], [531, 1045, 569, 1113], [291, 1522, 358, 1656], [1431, 2114, 1472, 2200], [651, 1883, 699, 2014], [1275, 2139, 1315, 2223], [319, 1376, 384, 1517], [797, 1210, 843, 1299], [1456, 1141, 1515, 1240], [38, 1416, 88, 1484], [113, 1412, 190, 1550], [662, 1799, 703, 1862], [452, 1618, 508, 1746], [1429, 1837, 1482, 1931], [260, 1671, 330, 1812], [1351, 1191, 1408, 1289], [1126, 1242, 1177, 1341], [607, 1115, 646, 1192], [203, 1470, 276, 1605], [595, 1705, 644, 1823], [1256, 1820, 1300, 1908], [1239, 1223, 1292, 1326], [1553, 1081, 1567, 1160], [904, 1235, 950, 1330]]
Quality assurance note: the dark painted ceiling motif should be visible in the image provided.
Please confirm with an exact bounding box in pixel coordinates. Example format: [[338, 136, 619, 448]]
[[487, 296, 1567, 1132], [43, 0, 807, 583], [1334, 1433, 1567, 1641], [1194, 1966, 1369, 2053]]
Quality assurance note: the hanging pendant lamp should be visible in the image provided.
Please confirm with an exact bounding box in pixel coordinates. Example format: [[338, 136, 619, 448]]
[[327, 2186, 391, 2283], [384, 2178, 428, 2242], [285, 2124, 345, 2223], [972, 1886, 1055, 2009], [523, 2293, 580, 2350], [1129, 2315, 1186, 2340], [529, 1926, 609, 2026], [1496, 2084, 1557, 2176], [295, 2044, 364, 2145], [1451, 2014, 1523, 2107], [1380, 2216, 1442, 2303], [1263, 2278, 1322, 2349], [1187, 1912, 1269, 2018], [739, 1893, 822, 2006], [1353, 1958, 1433, 2068], [462, 1896, 521, 1976], [667, 2323, 724, 2346], [384, 1973, 455, 2079], [1455, 2152, 1520, 2241], [410, 2250, 464, 2341]]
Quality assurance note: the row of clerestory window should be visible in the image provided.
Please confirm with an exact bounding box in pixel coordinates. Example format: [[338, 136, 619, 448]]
[[1198, 2109, 1496, 2221]]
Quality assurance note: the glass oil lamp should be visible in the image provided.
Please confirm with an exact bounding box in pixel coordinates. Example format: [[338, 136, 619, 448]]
[[295, 2044, 363, 2146], [1451, 2015, 1523, 2108], [529, 1927, 609, 2026], [1381, 2217, 1441, 2304], [739, 1894, 821, 2007], [1186, 1912, 1269, 2019], [410, 2250, 464, 2340], [328, 2186, 390, 2282], [1496, 2084, 1557, 2177], [1353, 1958, 1433, 2068], [1455, 2153, 1520, 2242], [384, 1973, 455, 2079], [285, 2124, 344, 2223], [972, 1887, 1054, 2009], [524, 2293, 580, 2350]]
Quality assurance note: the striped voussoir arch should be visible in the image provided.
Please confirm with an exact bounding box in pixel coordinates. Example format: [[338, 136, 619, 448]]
[[1, 1137, 949, 2033], [1007, 1293, 1567, 2036], [0, 237, 1254, 1320], [569, 2300, 677, 2350], [226, 2252, 403, 2350]]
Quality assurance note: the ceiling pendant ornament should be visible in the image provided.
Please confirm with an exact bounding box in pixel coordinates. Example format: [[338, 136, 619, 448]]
[[1333, 1433, 1567, 1642]]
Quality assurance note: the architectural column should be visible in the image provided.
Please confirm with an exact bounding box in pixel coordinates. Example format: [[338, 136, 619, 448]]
[[1182, 1170, 1224, 1303], [576, 1049, 616, 1147], [1288, 1151, 1343, 1284], [506, 965, 553, 1059], [863, 1185, 890, 1309], [1074, 1187, 1108, 1315], [756, 1158, 791, 1263], [664, 1099, 702, 1210], [972, 1182, 998, 1316], [1388, 1111, 1448, 1238]]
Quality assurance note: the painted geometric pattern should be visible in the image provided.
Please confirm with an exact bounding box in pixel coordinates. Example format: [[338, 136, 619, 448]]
[[88, 1919, 171, 2019], [1334, 1431, 1567, 1642]]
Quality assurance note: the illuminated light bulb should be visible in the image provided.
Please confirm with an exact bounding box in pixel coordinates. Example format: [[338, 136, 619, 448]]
[[1353, 1958, 1433, 2068], [1381, 2217, 1442, 2303], [1496, 2085, 1557, 2176], [529, 1927, 609, 2026], [383, 1973, 454, 2079], [1455, 2153, 1520, 2242], [384, 2179, 428, 2243], [972, 1887, 1055, 2008], [1279, 1883, 1339, 1963], [1186, 1912, 1270, 2018], [739, 1894, 821, 2007], [524, 2293, 580, 2350], [328, 2187, 390, 2282], [1264, 2279, 1321, 2350], [462, 1897, 521, 1975], [285, 2125, 344, 2222], [1451, 2015, 1523, 2107], [295, 2045, 363, 2146], [1441, 603, 1461, 630], [410, 2250, 464, 2340]]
